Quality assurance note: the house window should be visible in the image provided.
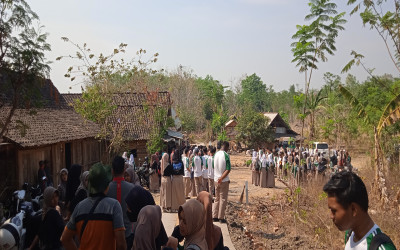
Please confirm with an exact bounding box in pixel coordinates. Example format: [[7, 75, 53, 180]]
[[276, 127, 286, 134]]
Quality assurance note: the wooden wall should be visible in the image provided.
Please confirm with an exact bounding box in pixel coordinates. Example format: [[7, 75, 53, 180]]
[[126, 140, 148, 166], [15, 138, 102, 188]]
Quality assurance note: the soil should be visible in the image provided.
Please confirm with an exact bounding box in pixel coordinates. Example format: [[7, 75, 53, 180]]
[[225, 152, 319, 250]]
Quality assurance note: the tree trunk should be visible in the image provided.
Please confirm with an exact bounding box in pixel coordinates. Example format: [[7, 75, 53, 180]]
[[374, 127, 389, 206]]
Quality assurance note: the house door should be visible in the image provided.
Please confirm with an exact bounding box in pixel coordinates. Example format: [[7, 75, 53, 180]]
[[65, 143, 71, 170]]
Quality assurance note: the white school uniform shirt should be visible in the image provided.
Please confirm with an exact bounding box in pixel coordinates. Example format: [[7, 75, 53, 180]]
[[183, 156, 191, 177], [261, 154, 267, 168], [345, 224, 390, 250], [193, 155, 203, 177], [207, 156, 214, 179], [202, 155, 208, 179], [214, 150, 231, 182], [267, 153, 273, 164]]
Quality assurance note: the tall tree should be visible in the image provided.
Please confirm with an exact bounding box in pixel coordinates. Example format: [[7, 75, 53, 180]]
[[291, 0, 346, 142], [0, 0, 51, 138], [238, 73, 269, 112]]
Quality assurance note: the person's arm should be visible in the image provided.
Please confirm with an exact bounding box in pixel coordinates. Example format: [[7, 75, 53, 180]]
[[218, 152, 231, 184], [218, 170, 231, 184], [61, 228, 78, 250], [114, 230, 127, 250]]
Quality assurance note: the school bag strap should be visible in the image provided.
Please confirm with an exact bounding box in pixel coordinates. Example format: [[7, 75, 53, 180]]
[[80, 196, 105, 239], [370, 232, 395, 250], [186, 244, 201, 250]]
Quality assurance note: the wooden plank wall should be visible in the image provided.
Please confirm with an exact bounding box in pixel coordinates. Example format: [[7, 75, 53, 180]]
[[126, 140, 148, 166], [17, 146, 51, 186]]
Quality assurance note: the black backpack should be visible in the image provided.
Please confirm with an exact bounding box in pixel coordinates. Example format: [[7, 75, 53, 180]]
[[345, 230, 396, 250]]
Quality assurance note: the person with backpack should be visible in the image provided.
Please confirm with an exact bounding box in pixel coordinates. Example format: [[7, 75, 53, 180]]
[[171, 149, 186, 212], [61, 163, 126, 250], [323, 171, 396, 250]]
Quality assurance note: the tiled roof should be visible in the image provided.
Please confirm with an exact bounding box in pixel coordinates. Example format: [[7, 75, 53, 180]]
[[1, 81, 98, 147], [63, 92, 172, 141]]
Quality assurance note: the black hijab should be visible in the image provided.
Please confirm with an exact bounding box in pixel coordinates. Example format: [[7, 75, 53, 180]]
[[125, 185, 168, 249], [65, 164, 82, 204]]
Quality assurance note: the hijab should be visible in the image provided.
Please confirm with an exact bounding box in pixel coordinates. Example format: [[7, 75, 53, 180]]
[[65, 164, 82, 204], [197, 192, 222, 250], [151, 154, 158, 164], [125, 186, 168, 249], [75, 171, 89, 196], [161, 153, 169, 175], [125, 166, 141, 186], [42, 187, 58, 219], [179, 199, 208, 250], [125, 185, 155, 222], [58, 168, 68, 201], [133, 205, 162, 250]]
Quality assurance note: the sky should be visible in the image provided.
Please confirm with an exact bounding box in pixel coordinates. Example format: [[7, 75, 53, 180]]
[[29, 0, 399, 93]]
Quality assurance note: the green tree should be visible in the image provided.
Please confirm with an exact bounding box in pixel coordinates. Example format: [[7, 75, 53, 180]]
[[238, 73, 269, 112], [291, 0, 346, 141], [0, 0, 51, 138], [236, 104, 274, 149]]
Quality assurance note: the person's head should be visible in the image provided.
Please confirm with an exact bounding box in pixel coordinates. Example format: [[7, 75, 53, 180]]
[[88, 163, 112, 195], [125, 185, 155, 222], [124, 164, 134, 183], [194, 148, 199, 156], [43, 187, 59, 208], [217, 141, 222, 150], [60, 168, 68, 183], [210, 146, 216, 156], [184, 148, 189, 156], [112, 156, 125, 176], [222, 141, 229, 151], [39, 160, 44, 169], [323, 171, 369, 231], [179, 199, 205, 237]]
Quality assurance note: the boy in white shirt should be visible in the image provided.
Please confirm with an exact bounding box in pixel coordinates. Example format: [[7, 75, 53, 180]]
[[208, 146, 216, 196], [212, 141, 231, 223], [323, 171, 395, 250]]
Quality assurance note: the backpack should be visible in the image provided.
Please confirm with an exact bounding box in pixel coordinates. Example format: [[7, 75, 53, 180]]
[[254, 160, 261, 171], [345, 230, 395, 250]]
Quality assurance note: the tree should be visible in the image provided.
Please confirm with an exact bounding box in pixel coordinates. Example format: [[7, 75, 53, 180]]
[[307, 88, 327, 138], [291, 0, 346, 142], [238, 73, 269, 112], [236, 104, 274, 149], [0, 0, 51, 138]]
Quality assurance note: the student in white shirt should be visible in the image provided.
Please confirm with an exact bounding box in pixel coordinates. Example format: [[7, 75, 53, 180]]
[[323, 171, 395, 250], [182, 148, 191, 199], [201, 148, 209, 192], [192, 149, 203, 195], [212, 141, 231, 223], [208, 146, 216, 197]]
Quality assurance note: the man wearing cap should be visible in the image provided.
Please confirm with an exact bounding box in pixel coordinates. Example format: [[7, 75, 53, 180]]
[[61, 163, 127, 250]]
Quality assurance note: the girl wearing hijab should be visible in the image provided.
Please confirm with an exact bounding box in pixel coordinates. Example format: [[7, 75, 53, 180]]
[[124, 164, 141, 186], [171, 149, 185, 211], [68, 171, 89, 216], [57, 168, 68, 215], [160, 152, 172, 212], [178, 199, 208, 250], [29, 187, 64, 250], [260, 152, 268, 188], [125, 186, 168, 249], [197, 192, 224, 250], [65, 164, 82, 220], [149, 154, 160, 192]]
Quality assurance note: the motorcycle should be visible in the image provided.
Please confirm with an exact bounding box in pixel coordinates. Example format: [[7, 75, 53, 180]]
[[136, 158, 150, 189], [0, 184, 43, 250]]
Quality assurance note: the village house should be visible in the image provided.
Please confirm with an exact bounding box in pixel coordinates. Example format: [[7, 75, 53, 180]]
[[0, 80, 102, 190], [63, 91, 183, 167], [224, 112, 299, 146]]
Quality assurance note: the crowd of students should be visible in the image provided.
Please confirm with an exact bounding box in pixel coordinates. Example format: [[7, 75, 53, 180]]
[[27, 140, 232, 250], [27, 141, 397, 250]]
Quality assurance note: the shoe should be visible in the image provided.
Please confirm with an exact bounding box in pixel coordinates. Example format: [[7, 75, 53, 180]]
[[212, 218, 219, 222], [219, 219, 227, 223]]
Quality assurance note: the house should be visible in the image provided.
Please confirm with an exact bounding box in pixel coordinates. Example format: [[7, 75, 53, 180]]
[[63, 91, 180, 166], [223, 112, 299, 145], [0, 80, 103, 190], [225, 119, 238, 141]]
